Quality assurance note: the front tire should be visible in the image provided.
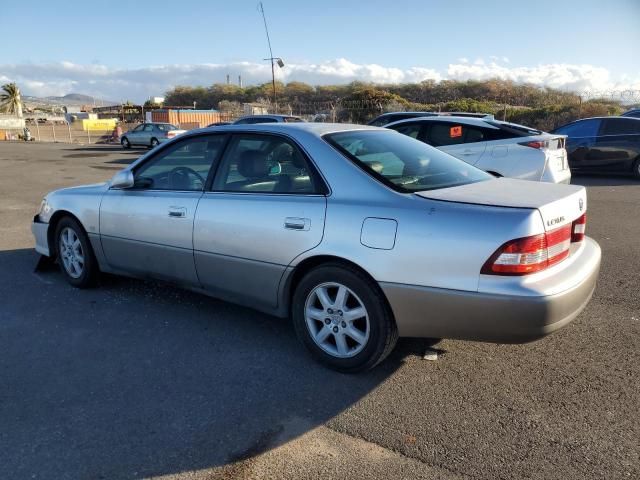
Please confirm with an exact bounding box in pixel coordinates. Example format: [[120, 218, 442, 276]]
[[121, 137, 130, 149], [292, 263, 398, 373], [54, 217, 99, 288]]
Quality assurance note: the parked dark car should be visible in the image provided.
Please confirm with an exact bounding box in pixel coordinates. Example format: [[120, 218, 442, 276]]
[[621, 109, 640, 119], [551, 117, 640, 178]]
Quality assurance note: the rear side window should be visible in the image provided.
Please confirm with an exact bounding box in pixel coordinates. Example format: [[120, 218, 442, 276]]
[[425, 123, 492, 146], [325, 130, 491, 192], [156, 124, 178, 132], [601, 118, 640, 135], [554, 119, 600, 137], [427, 123, 466, 146], [212, 134, 322, 194]]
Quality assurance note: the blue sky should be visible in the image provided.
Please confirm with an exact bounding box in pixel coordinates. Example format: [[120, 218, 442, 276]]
[[1, 0, 638, 101]]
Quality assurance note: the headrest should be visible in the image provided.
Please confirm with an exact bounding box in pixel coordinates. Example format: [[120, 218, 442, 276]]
[[237, 150, 270, 178], [364, 161, 384, 173]]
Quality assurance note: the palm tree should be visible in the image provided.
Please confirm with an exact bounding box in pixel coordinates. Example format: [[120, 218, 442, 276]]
[[0, 83, 23, 118]]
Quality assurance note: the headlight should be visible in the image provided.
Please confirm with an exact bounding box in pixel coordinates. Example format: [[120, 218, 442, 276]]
[[37, 197, 53, 223]]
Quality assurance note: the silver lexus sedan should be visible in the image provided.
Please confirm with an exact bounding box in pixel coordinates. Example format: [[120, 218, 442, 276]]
[[32, 123, 601, 372]]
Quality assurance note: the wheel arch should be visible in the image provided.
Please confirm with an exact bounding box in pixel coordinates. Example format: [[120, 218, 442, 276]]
[[282, 254, 395, 321], [47, 210, 88, 259]]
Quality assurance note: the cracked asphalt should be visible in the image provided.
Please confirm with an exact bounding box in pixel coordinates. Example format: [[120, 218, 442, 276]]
[[0, 142, 638, 479]]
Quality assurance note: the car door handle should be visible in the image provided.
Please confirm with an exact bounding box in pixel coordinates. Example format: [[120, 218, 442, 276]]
[[168, 206, 186, 218], [284, 217, 310, 231]]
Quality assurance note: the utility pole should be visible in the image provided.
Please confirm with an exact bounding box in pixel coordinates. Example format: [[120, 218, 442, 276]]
[[259, 2, 283, 112]]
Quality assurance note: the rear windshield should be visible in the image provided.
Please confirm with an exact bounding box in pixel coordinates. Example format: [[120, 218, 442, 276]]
[[156, 124, 178, 131], [487, 120, 542, 136], [325, 130, 491, 192]]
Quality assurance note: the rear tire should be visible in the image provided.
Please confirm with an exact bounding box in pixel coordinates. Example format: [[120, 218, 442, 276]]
[[121, 137, 130, 149], [54, 217, 99, 288], [292, 263, 398, 373], [633, 159, 640, 180], [150, 137, 159, 148]]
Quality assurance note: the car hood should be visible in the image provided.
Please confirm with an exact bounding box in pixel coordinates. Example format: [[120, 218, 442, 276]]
[[50, 182, 109, 197], [416, 178, 586, 231]]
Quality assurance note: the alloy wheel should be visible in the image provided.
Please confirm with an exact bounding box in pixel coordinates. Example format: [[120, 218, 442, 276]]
[[304, 282, 370, 358], [58, 227, 85, 279]]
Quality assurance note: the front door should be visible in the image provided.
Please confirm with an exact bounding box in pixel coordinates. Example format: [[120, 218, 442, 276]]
[[193, 133, 327, 310], [100, 133, 228, 285]]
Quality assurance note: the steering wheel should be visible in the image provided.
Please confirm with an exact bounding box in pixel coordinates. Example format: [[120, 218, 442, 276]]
[[168, 166, 205, 190]]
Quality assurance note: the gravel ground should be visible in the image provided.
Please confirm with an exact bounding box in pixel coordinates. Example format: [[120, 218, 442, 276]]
[[0, 142, 638, 480]]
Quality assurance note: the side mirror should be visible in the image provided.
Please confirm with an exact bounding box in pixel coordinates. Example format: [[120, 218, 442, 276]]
[[110, 170, 134, 189]]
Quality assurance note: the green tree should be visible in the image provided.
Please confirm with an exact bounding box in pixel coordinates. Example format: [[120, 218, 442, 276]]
[[0, 82, 23, 117]]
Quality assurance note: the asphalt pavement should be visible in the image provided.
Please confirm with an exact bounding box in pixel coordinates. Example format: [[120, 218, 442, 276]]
[[0, 142, 638, 479]]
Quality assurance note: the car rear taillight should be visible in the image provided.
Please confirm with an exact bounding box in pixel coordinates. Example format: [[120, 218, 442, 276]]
[[571, 213, 586, 242], [519, 140, 545, 149], [518, 137, 565, 150], [481, 224, 572, 276]]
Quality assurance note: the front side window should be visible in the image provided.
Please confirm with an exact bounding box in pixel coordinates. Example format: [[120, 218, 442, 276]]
[[326, 130, 491, 192], [133, 135, 227, 191], [132, 124, 144, 132], [389, 122, 423, 140], [143, 124, 154, 132], [601, 118, 640, 135], [212, 134, 321, 194]]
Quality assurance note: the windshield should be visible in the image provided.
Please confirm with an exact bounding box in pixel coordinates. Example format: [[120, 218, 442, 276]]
[[325, 130, 491, 192], [156, 124, 178, 131]]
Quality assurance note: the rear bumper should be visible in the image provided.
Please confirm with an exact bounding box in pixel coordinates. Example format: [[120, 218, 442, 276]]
[[31, 217, 50, 256], [541, 167, 571, 184], [381, 237, 601, 343]]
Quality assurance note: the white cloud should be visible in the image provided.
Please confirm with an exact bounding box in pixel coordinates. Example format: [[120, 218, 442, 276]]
[[0, 58, 638, 102], [446, 61, 640, 92]]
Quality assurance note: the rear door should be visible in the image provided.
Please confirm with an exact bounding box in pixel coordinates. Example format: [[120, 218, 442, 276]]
[[193, 132, 327, 311], [425, 121, 487, 165], [554, 119, 601, 171], [594, 118, 640, 172]]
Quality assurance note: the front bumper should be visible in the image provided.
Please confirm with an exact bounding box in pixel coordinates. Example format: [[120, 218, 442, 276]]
[[381, 237, 601, 343], [32, 217, 50, 256]]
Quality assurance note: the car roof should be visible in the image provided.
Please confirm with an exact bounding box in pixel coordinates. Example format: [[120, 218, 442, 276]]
[[385, 115, 501, 129], [196, 122, 382, 137], [237, 114, 300, 119]]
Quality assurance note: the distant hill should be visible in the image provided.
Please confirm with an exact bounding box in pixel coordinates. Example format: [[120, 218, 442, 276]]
[[24, 93, 118, 107]]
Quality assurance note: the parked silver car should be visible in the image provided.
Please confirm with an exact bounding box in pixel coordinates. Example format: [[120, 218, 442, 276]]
[[120, 123, 187, 149], [32, 123, 600, 372]]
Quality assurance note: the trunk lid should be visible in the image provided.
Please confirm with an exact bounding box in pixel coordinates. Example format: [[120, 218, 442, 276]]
[[416, 178, 586, 231]]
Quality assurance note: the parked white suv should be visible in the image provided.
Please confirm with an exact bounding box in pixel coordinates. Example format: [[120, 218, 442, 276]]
[[386, 116, 570, 183]]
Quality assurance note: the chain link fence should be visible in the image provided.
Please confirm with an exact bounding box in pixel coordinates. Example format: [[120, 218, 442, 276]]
[[2, 89, 638, 143]]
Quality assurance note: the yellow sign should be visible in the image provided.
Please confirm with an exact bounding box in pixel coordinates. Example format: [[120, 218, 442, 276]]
[[82, 119, 117, 131]]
